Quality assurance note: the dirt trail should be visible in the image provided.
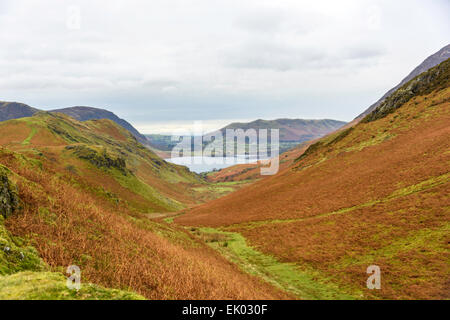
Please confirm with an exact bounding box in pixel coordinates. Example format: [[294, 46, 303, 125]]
[[145, 212, 180, 219]]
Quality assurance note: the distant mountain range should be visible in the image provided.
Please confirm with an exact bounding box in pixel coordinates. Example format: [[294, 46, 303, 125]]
[[147, 118, 347, 155], [1, 101, 346, 156], [0, 103, 148, 145], [217, 118, 347, 142], [356, 43, 450, 120]]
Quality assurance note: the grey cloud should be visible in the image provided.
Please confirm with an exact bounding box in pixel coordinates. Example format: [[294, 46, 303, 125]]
[[234, 9, 286, 34], [0, 45, 106, 64], [224, 44, 321, 71], [234, 6, 324, 36], [141, 79, 180, 89], [0, 74, 111, 91], [224, 42, 384, 71], [0, 0, 448, 126], [343, 46, 385, 60]]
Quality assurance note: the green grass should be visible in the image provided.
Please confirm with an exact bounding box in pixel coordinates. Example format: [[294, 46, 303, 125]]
[[0, 216, 46, 276], [195, 228, 357, 300], [21, 127, 38, 145], [213, 180, 254, 186], [163, 217, 175, 224], [193, 186, 234, 194], [344, 132, 395, 152], [0, 271, 145, 300], [111, 167, 184, 212]]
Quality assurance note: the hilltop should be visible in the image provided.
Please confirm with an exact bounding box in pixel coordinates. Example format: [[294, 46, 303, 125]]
[[0, 103, 149, 146], [0, 102, 39, 122], [50, 106, 149, 145], [176, 58, 450, 299], [356, 43, 450, 119]]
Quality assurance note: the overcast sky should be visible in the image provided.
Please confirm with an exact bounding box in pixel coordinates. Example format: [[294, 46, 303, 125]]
[[0, 0, 449, 133]]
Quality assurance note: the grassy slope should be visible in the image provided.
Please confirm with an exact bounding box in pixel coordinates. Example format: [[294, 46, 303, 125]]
[[0, 112, 220, 213], [0, 176, 143, 300], [176, 60, 450, 299], [0, 114, 290, 300], [192, 227, 355, 299], [0, 272, 145, 300]]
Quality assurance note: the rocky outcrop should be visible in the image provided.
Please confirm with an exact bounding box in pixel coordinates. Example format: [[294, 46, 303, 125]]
[[363, 58, 450, 123], [0, 167, 19, 219], [356, 44, 450, 119], [67, 145, 129, 174]]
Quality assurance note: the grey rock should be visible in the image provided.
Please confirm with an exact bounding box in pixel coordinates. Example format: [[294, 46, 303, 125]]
[[0, 169, 20, 218]]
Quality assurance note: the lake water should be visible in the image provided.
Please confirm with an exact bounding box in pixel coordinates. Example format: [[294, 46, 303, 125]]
[[166, 155, 267, 173]]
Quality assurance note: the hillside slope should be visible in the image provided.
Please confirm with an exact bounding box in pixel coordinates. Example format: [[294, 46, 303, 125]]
[[356, 43, 450, 119], [0, 111, 205, 213], [0, 113, 290, 299], [176, 58, 450, 299], [50, 106, 149, 145], [0, 102, 150, 146]]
